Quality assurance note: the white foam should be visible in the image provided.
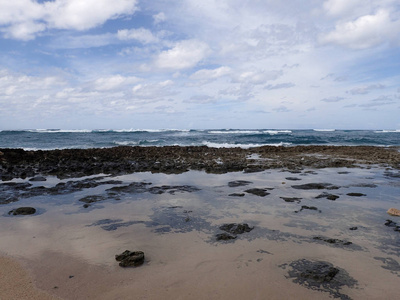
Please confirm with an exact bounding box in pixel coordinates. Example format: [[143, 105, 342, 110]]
[[263, 130, 292, 135], [313, 129, 335, 132], [374, 130, 400, 133], [202, 141, 292, 149], [208, 130, 261, 134], [29, 129, 92, 133]]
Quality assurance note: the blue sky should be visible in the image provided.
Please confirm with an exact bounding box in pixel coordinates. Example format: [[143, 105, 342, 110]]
[[0, 0, 399, 130]]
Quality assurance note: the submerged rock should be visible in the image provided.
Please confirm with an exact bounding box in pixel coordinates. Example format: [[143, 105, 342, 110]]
[[216, 223, 254, 241], [279, 259, 357, 299], [292, 183, 339, 190], [347, 193, 366, 197], [229, 193, 245, 197], [315, 192, 339, 201], [384, 219, 400, 232], [8, 207, 36, 215], [280, 197, 302, 203], [313, 237, 352, 246], [219, 223, 254, 234], [228, 180, 252, 187], [216, 233, 237, 241], [115, 250, 145, 267], [29, 176, 47, 182], [295, 206, 321, 213], [244, 188, 272, 197]]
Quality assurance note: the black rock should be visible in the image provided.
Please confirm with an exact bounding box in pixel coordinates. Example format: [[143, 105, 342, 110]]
[[285, 177, 302, 181], [115, 250, 145, 267], [245, 188, 272, 197], [315, 192, 339, 201], [313, 237, 352, 246], [295, 206, 321, 213], [384, 219, 400, 232], [347, 193, 366, 197], [292, 183, 339, 190], [229, 193, 245, 197], [280, 197, 302, 203], [219, 223, 254, 234], [300, 262, 339, 283], [8, 207, 36, 215], [349, 227, 358, 230], [216, 233, 237, 241], [29, 176, 47, 182], [228, 180, 252, 187], [280, 259, 358, 300]]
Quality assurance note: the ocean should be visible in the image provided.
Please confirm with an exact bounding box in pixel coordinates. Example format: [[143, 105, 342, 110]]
[[0, 129, 400, 150]]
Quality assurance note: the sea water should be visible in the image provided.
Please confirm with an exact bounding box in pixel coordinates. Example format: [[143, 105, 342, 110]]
[[1, 129, 400, 150]]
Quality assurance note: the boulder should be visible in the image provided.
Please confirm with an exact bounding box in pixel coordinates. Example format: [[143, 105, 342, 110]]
[[8, 207, 36, 215], [115, 250, 145, 267]]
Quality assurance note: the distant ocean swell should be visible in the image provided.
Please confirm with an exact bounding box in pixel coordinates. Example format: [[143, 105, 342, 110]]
[[0, 129, 399, 150]]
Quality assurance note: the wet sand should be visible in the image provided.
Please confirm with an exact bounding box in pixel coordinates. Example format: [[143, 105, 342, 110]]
[[1, 146, 400, 299], [0, 255, 57, 300]]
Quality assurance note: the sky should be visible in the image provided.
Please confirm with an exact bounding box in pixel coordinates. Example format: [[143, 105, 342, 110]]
[[0, 0, 399, 130]]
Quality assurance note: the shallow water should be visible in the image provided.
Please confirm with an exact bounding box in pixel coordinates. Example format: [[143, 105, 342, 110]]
[[0, 166, 399, 299]]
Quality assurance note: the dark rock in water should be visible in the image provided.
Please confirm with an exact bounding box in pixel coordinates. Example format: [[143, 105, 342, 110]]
[[219, 223, 254, 234], [349, 227, 358, 231], [228, 180, 252, 187], [346, 193, 366, 197], [313, 237, 352, 246], [29, 176, 47, 182], [301, 263, 339, 283], [280, 197, 302, 203], [8, 207, 36, 215], [79, 195, 106, 204], [216, 233, 237, 241], [115, 250, 145, 267], [243, 166, 264, 173], [279, 259, 357, 299], [229, 193, 245, 197], [315, 192, 339, 201], [292, 183, 339, 190], [83, 204, 90, 208], [374, 257, 400, 276], [385, 219, 400, 232], [295, 206, 321, 213], [285, 177, 302, 181], [245, 188, 272, 197]]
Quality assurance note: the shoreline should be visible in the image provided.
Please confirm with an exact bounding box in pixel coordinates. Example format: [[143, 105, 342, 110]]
[[1, 147, 400, 299], [1, 145, 400, 180]]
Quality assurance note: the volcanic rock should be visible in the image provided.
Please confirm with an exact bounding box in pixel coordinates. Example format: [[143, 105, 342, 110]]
[[8, 207, 36, 215], [115, 250, 145, 267]]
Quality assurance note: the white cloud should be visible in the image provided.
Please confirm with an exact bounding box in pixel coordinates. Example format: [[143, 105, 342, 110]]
[[153, 12, 166, 24], [131, 80, 176, 100], [231, 69, 283, 85], [155, 39, 211, 70], [0, 0, 138, 40], [321, 10, 399, 49], [323, 0, 364, 17], [91, 75, 141, 91], [190, 67, 231, 80], [117, 28, 159, 44], [347, 84, 385, 95], [321, 96, 345, 102]]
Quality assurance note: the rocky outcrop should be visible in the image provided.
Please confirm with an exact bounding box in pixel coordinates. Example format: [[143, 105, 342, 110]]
[[1, 145, 399, 180]]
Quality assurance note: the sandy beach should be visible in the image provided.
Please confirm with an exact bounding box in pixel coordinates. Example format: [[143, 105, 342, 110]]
[[1, 146, 400, 299]]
